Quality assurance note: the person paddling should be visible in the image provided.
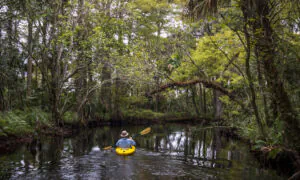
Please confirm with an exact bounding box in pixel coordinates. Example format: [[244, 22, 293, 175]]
[[116, 130, 136, 149]]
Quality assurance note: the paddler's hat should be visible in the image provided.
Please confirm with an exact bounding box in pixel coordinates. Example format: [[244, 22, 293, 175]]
[[120, 130, 129, 137]]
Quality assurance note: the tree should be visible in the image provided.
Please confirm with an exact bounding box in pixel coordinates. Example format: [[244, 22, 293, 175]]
[[184, 0, 300, 149]]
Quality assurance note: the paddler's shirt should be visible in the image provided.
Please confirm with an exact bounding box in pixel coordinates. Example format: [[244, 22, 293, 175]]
[[116, 138, 136, 148]]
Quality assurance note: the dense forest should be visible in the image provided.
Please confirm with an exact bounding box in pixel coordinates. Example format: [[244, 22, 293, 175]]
[[0, 0, 300, 156]]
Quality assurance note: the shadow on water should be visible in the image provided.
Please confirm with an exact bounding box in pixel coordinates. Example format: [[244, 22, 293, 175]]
[[0, 124, 285, 180]]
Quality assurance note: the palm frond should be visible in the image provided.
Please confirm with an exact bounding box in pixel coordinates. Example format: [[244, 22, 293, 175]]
[[184, 0, 231, 20]]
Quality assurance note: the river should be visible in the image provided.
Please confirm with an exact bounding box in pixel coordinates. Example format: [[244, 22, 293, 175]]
[[0, 124, 284, 179]]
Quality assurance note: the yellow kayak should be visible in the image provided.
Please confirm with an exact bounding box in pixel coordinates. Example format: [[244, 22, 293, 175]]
[[115, 146, 136, 156]]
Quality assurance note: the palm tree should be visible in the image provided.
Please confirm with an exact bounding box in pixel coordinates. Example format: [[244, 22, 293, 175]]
[[185, 0, 231, 20]]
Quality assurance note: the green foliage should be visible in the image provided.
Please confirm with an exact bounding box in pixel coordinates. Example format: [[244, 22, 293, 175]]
[[267, 148, 283, 159], [0, 109, 51, 137], [171, 29, 244, 84], [266, 118, 285, 146], [252, 139, 283, 160], [250, 119, 284, 159], [0, 111, 33, 136], [219, 95, 230, 105], [123, 109, 165, 119], [62, 111, 79, 124], [168, 53, 182, 69], [122, 96, 148, 108], [24, 108, 52, 127], [252, 139, 267, 150], [234, 116, 261, 142]]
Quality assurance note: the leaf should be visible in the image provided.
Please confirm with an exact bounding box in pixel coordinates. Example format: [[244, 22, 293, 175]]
[[255, 139, 267, 146], [267, 148, 282, 159]]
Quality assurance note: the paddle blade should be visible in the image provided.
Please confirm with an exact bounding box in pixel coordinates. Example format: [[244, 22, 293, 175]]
[[140, 127, 151, 135], [103, 146, 113, 150]]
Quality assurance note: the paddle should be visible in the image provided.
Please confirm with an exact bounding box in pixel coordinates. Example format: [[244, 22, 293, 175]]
[[132, 127, 151, 138], [103, 127, 151, 150]]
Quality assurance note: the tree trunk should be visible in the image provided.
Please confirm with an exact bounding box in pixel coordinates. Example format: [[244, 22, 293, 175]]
[[213, 89, 223, 119], [101, 62, 112, 118], [112, 73, 123, 121], [191, 86, 200, 116], [0, 23, 4, 111], [6, 6, 13, 110], [251, 0, 300, 149], [40, 18, 48, 110], [198, 84, 203, 112], [26, 15, 33, 98], [49, 2, 63, 125], [255, 46, 271, 126], [203, 86, 207, 114], [241, 4, 266, 138], [155, 77, 160, 112], [75, 0, 89, 125]]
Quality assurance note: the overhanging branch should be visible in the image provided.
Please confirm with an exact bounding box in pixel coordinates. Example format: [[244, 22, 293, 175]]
[[146, 79, 250, 114], [147, 79, 233, 97]]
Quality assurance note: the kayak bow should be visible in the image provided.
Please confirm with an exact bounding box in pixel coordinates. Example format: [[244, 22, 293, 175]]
[[115, 146, 136, 156]]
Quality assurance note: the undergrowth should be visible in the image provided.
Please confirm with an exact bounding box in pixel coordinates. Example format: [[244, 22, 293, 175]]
[[0, 108, 52, 137], [229, 115, 285, 159], [123, 108, 165, 119]]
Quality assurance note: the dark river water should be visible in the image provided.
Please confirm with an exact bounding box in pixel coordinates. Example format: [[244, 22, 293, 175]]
[[0, 124, 284, 180]]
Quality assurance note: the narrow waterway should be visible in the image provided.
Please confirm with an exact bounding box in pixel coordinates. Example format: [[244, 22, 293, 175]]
[[0, 124, 284, 179]]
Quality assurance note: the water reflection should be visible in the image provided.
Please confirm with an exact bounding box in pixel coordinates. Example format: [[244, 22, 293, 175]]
[[0, 124, 284, 180]]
